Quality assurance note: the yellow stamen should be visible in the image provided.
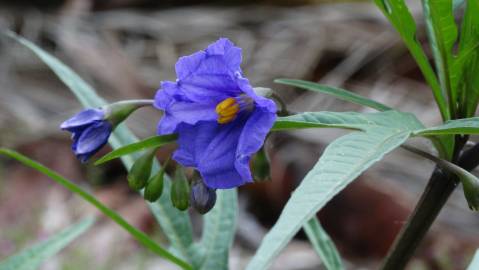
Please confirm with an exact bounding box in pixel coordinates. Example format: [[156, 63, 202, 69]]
[[218, 115, 236, 124], [216, 97, 240, 124]]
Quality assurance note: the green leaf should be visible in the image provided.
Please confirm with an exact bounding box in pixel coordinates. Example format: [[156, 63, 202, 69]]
[[304, 218, 344, 270], [275, 79, 392, 112], [413, 117, 479, 136], [4, 31, 197, 267], [467, 249, 479, 270], [273, 110, 422, 131], [247, 111, 423, 269], [374, 0, 449, 120], [198, 190, 238, 270], [0, 218, 94, 270], [0, 149, 191, 270], [95, 134, 177, 165], [422, 0, 458, 115], [456, 0, 479, 117]]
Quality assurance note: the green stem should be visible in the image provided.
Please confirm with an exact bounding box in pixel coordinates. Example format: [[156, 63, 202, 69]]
[[381, 168, 458, 270], [105, 99, 154, 127], [108, 99, 155, 107], [381, 141, 479, 269], [271, 92, 291, 116]]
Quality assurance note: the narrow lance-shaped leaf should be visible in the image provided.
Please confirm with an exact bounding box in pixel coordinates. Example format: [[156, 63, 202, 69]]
[[273, 78, 454, 157], [247, 128, 412, 269], [373, 0, 449, 120], [456, 0, 479, 117], [95, 134, 178, 165], [274, 79, 452, 159], [247, 110, 424, 269], [304, 218, 344, 270], [0, 148, 191, 270], [273, 110, 419, 131], [422, 0, 458, 115], [4, 31, 197, 264], [275, 79, 392, 112], [413, 117, 479, 136], [0, 218, 94, 270], [467, 249, 479, 270], [199, 189, 238, 270]]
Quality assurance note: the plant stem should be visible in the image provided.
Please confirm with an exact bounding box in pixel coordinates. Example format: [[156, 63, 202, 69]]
[[271, 92, 291, 116], [110, 99, 155, 107], [381, 141, 479, 269], [381, 167, 457, 270]]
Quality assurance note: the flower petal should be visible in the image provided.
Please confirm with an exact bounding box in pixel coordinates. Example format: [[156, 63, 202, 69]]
[[236, 74, 277, 113], [205, 38, 242, 71], [175, 51, 206, 81], [157, 114, 180, 135], [173, 38, 244, 103], [60, 109, 104, 131], [168, 101, 217, 124], [173, 122, 217, 167], [197, 119, 250, 189], [75, 121, 112, 160], [157, 102, 217, 134], [178, 74, 239, 103], [154, 81, 184, 110], [235, 107, 276, 181], [173, 120, 249, 189]]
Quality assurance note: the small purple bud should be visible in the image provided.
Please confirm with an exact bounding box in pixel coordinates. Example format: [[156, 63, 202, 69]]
[[61, 100, 153, 162], [61, 109, 112, 162], [190, 180, 217, 214]]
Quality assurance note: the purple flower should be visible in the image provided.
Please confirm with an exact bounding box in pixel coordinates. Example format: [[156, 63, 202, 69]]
[[154, 38, 277, 189], [60, 109, 112, 162]]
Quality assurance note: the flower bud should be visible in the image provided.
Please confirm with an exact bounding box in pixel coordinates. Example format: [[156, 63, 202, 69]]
[[128, 149, 156, 191], [252, 147, 271, 182], [60, 109, 112, 162], [190, 180, 217, 214], [461, 174, 479, 211], [61, 100, 153, 162], [144, 159, 169, 202], [171, 167, 190, 211]]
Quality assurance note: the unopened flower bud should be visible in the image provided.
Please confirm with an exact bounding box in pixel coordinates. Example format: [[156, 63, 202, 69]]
[[60, 108, 112, 162], [171, 167, 190, 211], [252, 147, 271, 182], [190, 180, 217, 214], [128, 148, 156, 191], [461, 174, 479, 211], [144, 159, 169, 202], [61, 100, 153, 162]]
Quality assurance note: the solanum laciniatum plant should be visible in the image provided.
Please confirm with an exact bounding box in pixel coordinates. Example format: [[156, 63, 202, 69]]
[[1, 1, 479, 269]]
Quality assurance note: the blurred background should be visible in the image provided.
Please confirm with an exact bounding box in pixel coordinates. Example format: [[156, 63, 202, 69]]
[[1, 0, 478, 269]]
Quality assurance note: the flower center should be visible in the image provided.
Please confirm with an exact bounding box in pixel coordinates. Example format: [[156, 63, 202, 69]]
[[215, 95, 254, 124]]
